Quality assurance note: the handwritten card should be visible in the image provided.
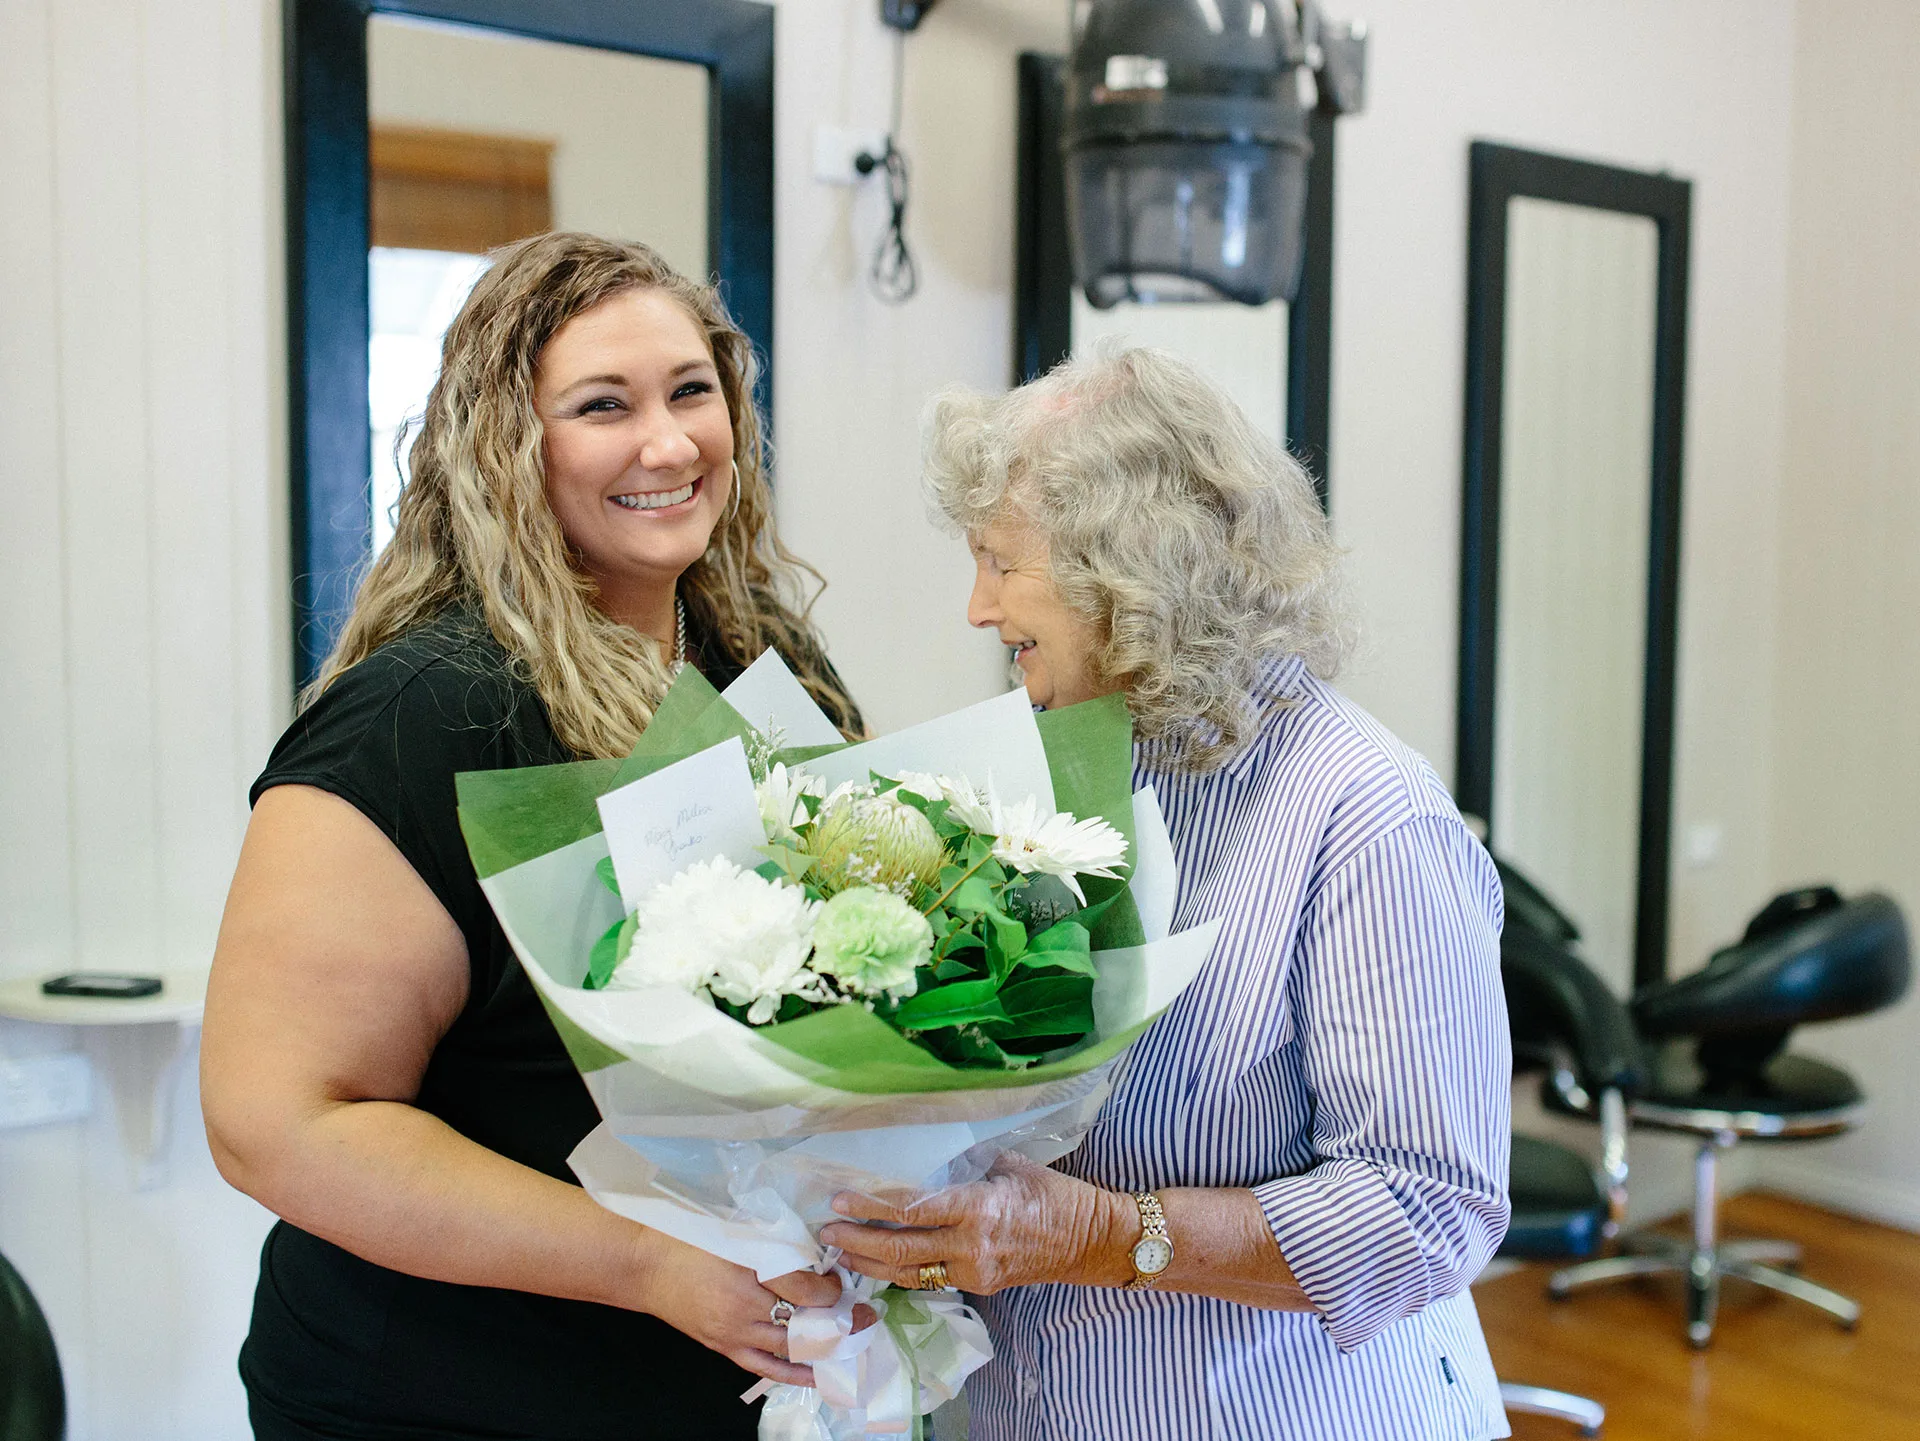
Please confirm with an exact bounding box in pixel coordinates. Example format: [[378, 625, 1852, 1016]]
[[721, 648, 846, 749], [595, 735, 767, 911]]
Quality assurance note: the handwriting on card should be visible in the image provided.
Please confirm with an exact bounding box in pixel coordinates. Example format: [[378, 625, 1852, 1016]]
[[644, 804, 717, 863]]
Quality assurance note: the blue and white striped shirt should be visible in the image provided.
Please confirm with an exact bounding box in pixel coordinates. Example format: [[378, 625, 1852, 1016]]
[[968, 658, 1513, 1441]]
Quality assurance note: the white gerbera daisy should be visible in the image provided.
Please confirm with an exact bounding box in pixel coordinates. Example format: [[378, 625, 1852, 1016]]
[[888, 770, 994, 833], [986, 790, 1130, 903]]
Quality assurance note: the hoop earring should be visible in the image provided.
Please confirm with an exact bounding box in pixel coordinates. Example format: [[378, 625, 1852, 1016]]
[[726, 460, 743, 525]]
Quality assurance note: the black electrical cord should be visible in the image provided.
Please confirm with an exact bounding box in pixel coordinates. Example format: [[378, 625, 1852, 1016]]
[[865, 30, 918, 303]]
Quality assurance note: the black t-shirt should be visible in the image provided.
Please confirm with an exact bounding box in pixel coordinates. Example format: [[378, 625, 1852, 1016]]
[[240, 608, 763, 1441]]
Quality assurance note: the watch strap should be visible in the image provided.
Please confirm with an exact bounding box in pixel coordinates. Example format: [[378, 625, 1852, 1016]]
[[1126, 1190, 1170, 1290]]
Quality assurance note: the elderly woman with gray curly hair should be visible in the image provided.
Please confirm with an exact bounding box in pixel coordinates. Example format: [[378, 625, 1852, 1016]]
[[820, 346, 1513, 1441]]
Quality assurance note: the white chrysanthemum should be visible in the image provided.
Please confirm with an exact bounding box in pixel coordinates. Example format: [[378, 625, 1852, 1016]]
[[887, 770, 993, 833], [608, 856, 824, 1023], [986, 790, 1130, 903], [755, 762, 824, 843]]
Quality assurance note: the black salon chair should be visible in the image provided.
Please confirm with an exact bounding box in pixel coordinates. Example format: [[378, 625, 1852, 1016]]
[[1, 1248, 65, 1441], [1500, 860, 1639, 1236], [1493, 859, 1643, 1437], [1547, 885, 1910, 1347]]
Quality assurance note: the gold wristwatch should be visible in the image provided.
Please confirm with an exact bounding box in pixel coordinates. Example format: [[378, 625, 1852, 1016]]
[[1125, 1190, 1173, 1289]]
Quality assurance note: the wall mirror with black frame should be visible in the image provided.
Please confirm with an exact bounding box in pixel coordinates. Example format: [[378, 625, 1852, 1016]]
[[287, 0, 773, 689], [1456, 141, 1691, 993], [1013, 53, 1338, 504]]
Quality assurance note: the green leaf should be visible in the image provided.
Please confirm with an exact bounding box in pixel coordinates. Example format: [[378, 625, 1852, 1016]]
[[983, 907, 1028, 982], [1014, 919, 1096, 978], [920, 1025, 1023, 1070], [595, 855, 620, 896], [949, 873, 996, 915], [1028, 918, 1089, 953], [933, 956, 982, 982], [774, 993, 819, 1023], [985, 972, 1095, 1039], [757, 840, 816, 885], [584, 912, 636, 990], [892, 978, 1010, 1031], [1068, 888, 1122, 932], [942, 930, 984, 958]]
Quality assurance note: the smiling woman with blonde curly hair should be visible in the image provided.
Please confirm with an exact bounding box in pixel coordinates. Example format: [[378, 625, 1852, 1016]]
[[823, 346, 1515, 1441], [203, 232, 862, 1441]]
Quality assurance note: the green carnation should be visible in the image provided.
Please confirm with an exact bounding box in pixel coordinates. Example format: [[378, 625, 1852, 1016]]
[[808, 887, 932, 1000]]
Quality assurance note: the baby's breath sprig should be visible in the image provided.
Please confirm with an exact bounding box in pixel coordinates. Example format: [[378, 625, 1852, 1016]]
[[743, 718, 787, 785]]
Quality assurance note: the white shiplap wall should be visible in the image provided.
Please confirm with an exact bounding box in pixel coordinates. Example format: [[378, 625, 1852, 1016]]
[[1761, 0, 1920, 1231], [0, 1, 284, 1437]]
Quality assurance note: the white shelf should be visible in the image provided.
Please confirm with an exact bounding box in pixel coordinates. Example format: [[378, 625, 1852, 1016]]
[[0, 968, 207, 1027], [0, 968, 209, 1188]]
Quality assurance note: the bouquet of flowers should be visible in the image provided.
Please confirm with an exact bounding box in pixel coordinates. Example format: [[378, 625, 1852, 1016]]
[[456, 653, 1220, 1440]]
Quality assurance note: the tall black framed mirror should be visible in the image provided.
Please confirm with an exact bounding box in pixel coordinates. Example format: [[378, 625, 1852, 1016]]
[[1013, 52, 1339, 507], [286, 0, 774, 689], [1456, 141, 1691, 991]]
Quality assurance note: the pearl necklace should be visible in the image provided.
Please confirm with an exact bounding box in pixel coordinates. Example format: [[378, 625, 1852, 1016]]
[[673, 594, 687, 675]]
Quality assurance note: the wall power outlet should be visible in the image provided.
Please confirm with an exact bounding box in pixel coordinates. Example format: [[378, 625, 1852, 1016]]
[[0, 1051, 94, 1130], [812, 125, 890, 185]]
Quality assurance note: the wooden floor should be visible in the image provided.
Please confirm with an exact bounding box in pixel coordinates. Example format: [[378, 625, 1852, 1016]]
[[1476, 1192, 1920, 1441]]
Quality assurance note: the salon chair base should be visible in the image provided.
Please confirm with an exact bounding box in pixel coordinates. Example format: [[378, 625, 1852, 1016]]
[[1499, 1382, 1604, 1437], [1549, 1230, 1860, 1348], [1546, 1051, 1864, 1347]]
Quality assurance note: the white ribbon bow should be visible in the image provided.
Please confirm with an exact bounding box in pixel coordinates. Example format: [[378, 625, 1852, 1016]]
[[745, 1269, 993, 1440]]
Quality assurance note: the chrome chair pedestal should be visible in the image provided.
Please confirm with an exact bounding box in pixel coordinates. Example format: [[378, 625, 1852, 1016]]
[[1500, 1382, 1604, 1437], [1547, 1130, 1861, 1347]]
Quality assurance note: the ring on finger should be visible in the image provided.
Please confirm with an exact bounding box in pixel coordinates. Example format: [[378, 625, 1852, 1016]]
[[916, 1260, 952, 1291], [770, 1299, 796, 1326]]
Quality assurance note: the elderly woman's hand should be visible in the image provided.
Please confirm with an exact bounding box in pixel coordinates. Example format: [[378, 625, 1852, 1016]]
[[819, 1153, 1135, 1295]]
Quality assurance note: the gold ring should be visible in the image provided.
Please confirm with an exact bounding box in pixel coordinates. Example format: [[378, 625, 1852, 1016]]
[[916, 1261, 952, 1290]]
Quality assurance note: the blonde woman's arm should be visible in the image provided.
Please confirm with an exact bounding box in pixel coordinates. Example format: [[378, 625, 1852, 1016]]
[[200, 784, 834, 1384]]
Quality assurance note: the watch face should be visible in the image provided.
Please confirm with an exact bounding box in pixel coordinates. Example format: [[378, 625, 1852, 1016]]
[[1132, 1235, 1173, 1275]]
